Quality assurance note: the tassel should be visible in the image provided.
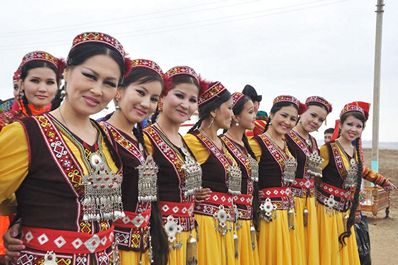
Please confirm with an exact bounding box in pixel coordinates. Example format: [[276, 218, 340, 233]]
[[43, 251, 57, 265], [186, 234, 198, 265], [303, 207, 309, 227], [250, 225, 257, 250], [288, 208, 295, 230], [233, 233, 239, 258]]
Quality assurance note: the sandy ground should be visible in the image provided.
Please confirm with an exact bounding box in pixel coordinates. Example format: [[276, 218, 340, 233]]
[[362, 149, 398, 264]]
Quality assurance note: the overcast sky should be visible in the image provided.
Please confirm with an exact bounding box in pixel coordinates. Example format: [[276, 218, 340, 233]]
[[0, 0, 397, 141]]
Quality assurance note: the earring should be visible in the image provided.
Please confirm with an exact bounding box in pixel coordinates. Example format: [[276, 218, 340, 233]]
[[158, 102, 163, 112], [268, 120, 272, 125], [115, 98, 121, 110], [235, 122, 239, 126], [208, 117, 214, 129]]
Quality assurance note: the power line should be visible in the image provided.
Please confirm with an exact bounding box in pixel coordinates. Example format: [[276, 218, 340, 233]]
[[0, 0, 349, 51]]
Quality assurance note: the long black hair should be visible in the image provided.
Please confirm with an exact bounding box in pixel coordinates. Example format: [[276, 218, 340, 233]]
[[338, 111, 366, 246]]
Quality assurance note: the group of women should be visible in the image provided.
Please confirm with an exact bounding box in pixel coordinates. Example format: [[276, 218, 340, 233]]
[[0, 31, 396, 265]]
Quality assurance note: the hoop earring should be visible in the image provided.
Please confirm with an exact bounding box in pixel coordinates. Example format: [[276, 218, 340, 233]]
[[208, 117, 214, 129]]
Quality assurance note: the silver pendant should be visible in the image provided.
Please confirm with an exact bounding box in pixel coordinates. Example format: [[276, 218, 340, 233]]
[[82, 152, 124, 222], [137, 155, 158, 202], [343, 158, 358, 189], [181, 147, 202, 198], [307, 151, 324, 178], [259, 198, 277, 222], [213, 205, 231, 236], [324, 195, 337, 215], [283, 157, 297, 184], [228, 164, 242, 195], [249, 156, 259, 182], [43, 251, 57, 265]]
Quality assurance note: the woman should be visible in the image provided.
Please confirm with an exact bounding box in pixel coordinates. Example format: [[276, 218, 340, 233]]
[[220, 92, 260, 265], [286, 96, 332, 265], [184, 81, 239, 265], [0, 51, 64, 130], [317, 102, 396, 265], [100, 59, 168, 265], [0, 32, 128, 265], [143, 66, 203, 265], [249, 95, 305, 265]]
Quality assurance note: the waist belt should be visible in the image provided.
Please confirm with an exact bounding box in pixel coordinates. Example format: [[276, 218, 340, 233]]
[[22, 226, 114, 254], [114, 209, 151, 229], [291, 178, 315, 197], [259, 187, 294, 210], [195, 192, 235, 221]]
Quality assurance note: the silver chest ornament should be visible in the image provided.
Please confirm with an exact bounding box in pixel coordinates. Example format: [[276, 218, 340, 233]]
[[307, 151, 324, 178], [43, 251, 57, 265], [137, 154, 158, 202], [249, 156, 259, 182], [343, 158, 358, 189], [82, 153, 124, 222], [228, 164, 242, 195], [282, 157, 298, 184], [181, 147, 202, 198]]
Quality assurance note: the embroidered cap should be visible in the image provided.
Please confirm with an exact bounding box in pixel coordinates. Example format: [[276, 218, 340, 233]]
[[71, 32, 126, 58], [199, 81, 227, 107], [19, 51, 65, 75], [164, 66, 199, 83], [305, 96, 332, 113], [12, 69, 21, 82], [231, 92, 246, 108], [128, 58, 163, 77], [340, 101, 370, 120]]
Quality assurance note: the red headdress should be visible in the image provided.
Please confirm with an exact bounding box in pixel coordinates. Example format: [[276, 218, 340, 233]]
[[163, 66, 199, 96], [198, 80, 227, 107], [305, 96, 333, 113], [12, 69, 21, 82], [340, 101, 370, 120], [125, 58, 163, 78], [231, 92, 246, 108], [273, 95, 305, 114], [70, 32, 129, 75], [18, 51, 65, 78]]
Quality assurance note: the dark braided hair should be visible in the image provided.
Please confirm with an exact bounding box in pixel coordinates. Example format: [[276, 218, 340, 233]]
[[337, 111, 366, 246]]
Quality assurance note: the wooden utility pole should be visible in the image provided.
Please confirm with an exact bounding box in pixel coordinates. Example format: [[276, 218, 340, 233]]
[[371, 0, 384, 173]]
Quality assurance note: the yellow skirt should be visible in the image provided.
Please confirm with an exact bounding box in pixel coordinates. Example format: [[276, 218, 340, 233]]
[[317, 204, 360, 265], [196, 214, 236, 265], [258, 210, 304, 265], [294, 196, 320, 265], [236, 219, 260, 265], [120, 249, 151, 265], [167, 229, 197, 265]]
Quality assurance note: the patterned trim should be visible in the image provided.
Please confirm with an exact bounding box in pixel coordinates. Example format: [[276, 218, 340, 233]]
[[114, 226, 149, 251], [71, 32, 126, 58], [258, 187, 294, 210], [291, 178, 315, 197], [305, 96, 332, 113], [330, 142, 348, 181], [164, 66, 199, 82], [220, 135, 253, 194], [273, 95, 299, 109], [257, 134, 286, 176], [102, 122, 145, 164], [194, 191, 235, 220], [198, 82, 226, 106], [159, 201, 194, 218], [19, 51, 64, 71], [231, 92, 245, 107], [130, 59, 163, 77], [340, 103, 365, 118], [21, 226, 114, 254], [144, 125, 187, 201], [194, 132, 232, 184]]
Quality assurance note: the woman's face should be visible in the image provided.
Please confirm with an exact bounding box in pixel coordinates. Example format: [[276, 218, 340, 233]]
[[20, 67, 58, 108], [161, 83, 199, 124], [214, 98, 234, 130], [270, 105, 298, 136], [64, 54, 121, 116], [13, 82, 20, 99], [235, 100, 256, 130], [340, 115, 364, 142], [117, 80, 161, 124], [299, 105, 328, 133]]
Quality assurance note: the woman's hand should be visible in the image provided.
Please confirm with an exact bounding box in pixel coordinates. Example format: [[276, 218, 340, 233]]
[[3, 222, 24, 263], [383, 180, 397, 191], [194, 188, 212, 202]]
